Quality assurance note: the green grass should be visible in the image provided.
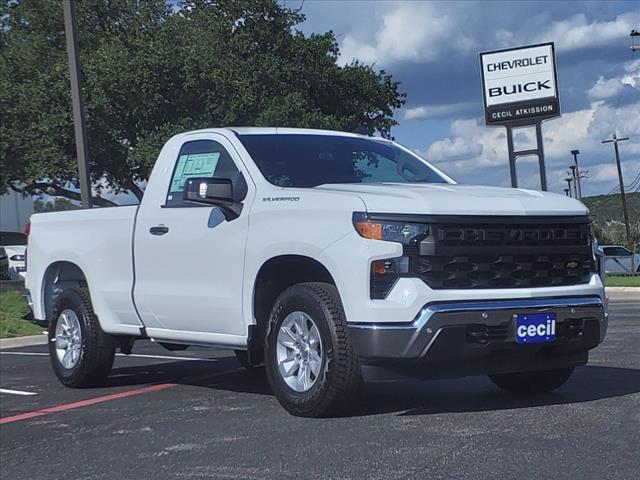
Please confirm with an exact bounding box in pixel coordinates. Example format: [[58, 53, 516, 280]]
[[605, 275, 640, 287], [0, 291, 42, 338]]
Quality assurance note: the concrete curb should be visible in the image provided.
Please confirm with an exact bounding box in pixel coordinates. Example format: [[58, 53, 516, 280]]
[[0, 333, 47, 350], [606, 287, 640, 293]]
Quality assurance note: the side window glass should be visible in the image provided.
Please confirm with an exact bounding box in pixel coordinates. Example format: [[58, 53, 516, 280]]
[[165, 139, 238, 207]]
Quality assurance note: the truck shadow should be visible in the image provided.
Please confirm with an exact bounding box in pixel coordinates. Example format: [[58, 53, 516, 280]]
[[104, 358, 640, 417], [359, 365, 640, 416]]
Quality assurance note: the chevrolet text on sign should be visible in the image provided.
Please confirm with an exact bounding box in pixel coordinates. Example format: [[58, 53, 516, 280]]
[[480, 43, 560, 125]]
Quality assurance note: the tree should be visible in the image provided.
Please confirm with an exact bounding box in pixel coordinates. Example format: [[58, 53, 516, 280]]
[[34, 197, 80, 212], [1, 0, 406, 204]]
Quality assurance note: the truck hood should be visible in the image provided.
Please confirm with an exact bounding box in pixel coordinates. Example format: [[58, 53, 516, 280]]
[[313, 183, 589, 216]]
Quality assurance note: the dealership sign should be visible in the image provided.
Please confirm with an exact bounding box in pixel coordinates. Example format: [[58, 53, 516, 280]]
[[480, 43, 560, 125]]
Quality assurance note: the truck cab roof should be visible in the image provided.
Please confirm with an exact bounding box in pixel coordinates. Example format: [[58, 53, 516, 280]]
[[178, 126, 383, 140]]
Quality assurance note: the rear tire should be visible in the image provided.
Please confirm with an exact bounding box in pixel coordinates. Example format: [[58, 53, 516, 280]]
[[265, 282, 361, 417], [48, 288, 115, 387], [489, 367, 574, 394]]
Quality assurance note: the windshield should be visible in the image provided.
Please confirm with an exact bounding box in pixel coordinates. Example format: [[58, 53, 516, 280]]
[[238, 134, 449, 188]]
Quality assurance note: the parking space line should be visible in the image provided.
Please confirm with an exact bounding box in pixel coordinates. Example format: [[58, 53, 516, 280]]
[[0, 388, 37, 396], [0, 383, 176, 425], [0, 351, 219, 362], [0, 352, 48, 356]]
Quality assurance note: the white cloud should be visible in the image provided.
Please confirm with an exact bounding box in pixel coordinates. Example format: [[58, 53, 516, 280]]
[[419, 97, 640, 195], [587, 59, 640, 101], [422, 135, 484, 162], [402, 102, 476, 121], [417, 117, 509, 173], [587, 77, 627, 101], [338, 3, 474, 66], [532, 11, 640, 52]]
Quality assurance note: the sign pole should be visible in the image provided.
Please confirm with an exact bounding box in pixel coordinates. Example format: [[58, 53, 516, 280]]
[[503, 121, 548, 190], [63, 0, 92, 209], [535, 122, 547, 191], [506, 126, 517, 188]]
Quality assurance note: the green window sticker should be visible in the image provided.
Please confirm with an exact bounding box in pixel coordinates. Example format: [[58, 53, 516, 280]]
[[169, 152, 221, 193]]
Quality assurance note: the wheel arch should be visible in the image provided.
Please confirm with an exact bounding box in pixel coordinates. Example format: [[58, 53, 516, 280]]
[[41, 261, 90, 324], [251, 255, 337, 355]]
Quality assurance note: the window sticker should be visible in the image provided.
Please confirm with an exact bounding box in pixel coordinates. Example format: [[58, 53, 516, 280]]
[[169, 152, 220, 193]]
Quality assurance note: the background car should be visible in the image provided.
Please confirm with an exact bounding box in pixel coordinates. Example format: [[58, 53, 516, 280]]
[[601, 245, 640, 274], [0, 231, 28, 280]]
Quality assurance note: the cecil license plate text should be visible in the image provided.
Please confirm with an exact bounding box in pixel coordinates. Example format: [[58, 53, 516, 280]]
[[515, 313, 556, 344]]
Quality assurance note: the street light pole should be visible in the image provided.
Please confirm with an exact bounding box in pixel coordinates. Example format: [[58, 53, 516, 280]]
[[63, 0, 92, 208], [564, 177, 573, 198], [602, 133, 631, 245]]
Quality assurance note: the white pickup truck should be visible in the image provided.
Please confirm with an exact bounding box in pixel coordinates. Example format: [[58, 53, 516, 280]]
[[26, 128, 608, 417]]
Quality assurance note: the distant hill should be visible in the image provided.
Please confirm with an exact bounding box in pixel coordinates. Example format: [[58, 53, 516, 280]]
[[582, 192, 639, 248], [582, 192, 640, 222]]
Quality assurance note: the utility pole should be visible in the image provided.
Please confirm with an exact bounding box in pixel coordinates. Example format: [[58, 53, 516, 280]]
[[631, 29, 639, 52], [602, 133, 631, 245], [571, 150, 582, 199], [63, 0, 92, 208]]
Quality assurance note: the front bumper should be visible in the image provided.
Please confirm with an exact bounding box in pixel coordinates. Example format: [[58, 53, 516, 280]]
[[348, 296, 606, 378]]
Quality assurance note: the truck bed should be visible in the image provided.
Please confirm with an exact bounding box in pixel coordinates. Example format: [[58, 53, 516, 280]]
[[26, 205, 144, 335]]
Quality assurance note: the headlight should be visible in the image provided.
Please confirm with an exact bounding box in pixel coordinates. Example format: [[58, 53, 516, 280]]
[[353, 213, 431, 299], [352, 212, 429, 246], [10, 254, 25, 262]]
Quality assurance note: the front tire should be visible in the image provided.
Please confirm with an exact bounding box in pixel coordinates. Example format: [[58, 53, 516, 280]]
[[48, 289, 115, 387], [489, 367, 574, 394], [265, 282, 361, 417]]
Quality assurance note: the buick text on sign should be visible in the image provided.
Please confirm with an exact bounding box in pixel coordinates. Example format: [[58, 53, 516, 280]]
[[480, 43, 560, 125]]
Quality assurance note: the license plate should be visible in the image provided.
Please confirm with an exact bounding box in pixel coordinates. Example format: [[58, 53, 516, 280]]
[[515, 313, 556, 344]]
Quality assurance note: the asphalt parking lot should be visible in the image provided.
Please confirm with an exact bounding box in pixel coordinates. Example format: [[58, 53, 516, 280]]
[[1, 291, 638, 480]]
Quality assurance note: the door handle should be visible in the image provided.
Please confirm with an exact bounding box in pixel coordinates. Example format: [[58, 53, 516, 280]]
[[149, 225, 169, 236]]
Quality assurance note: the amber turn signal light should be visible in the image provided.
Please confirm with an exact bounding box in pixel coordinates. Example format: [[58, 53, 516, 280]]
[[354, 220, 383, 240]]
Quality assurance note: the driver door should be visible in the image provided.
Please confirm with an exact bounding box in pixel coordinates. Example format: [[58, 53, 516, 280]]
[[133, 134, 251, 338]]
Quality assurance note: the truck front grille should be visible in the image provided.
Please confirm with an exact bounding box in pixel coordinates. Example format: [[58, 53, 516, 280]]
[[415, 252, 593, 289], [407, 216, 594, 290]]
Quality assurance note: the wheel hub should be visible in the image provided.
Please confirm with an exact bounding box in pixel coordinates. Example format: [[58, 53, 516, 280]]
[[54, 309, 83, 369], [276, 311, 323, 392]]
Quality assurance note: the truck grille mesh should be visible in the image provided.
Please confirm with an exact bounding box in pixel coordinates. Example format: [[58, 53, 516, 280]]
[[414, 253, 593, 289], [407, 217, 594, 290]]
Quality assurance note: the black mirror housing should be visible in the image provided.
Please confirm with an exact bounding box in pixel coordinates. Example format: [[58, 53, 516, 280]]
[[183, 172, 248, 220], [185, 177, 233, 204]]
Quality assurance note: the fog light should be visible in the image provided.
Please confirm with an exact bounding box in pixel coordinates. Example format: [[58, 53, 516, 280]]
[[370, 257, 409, 299]]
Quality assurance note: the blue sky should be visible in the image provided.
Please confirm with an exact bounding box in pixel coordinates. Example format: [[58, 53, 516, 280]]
[[290, 0, 640, 197]]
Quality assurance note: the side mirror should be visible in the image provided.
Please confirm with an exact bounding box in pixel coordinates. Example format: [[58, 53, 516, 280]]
[[184, 172, 248, 220]]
